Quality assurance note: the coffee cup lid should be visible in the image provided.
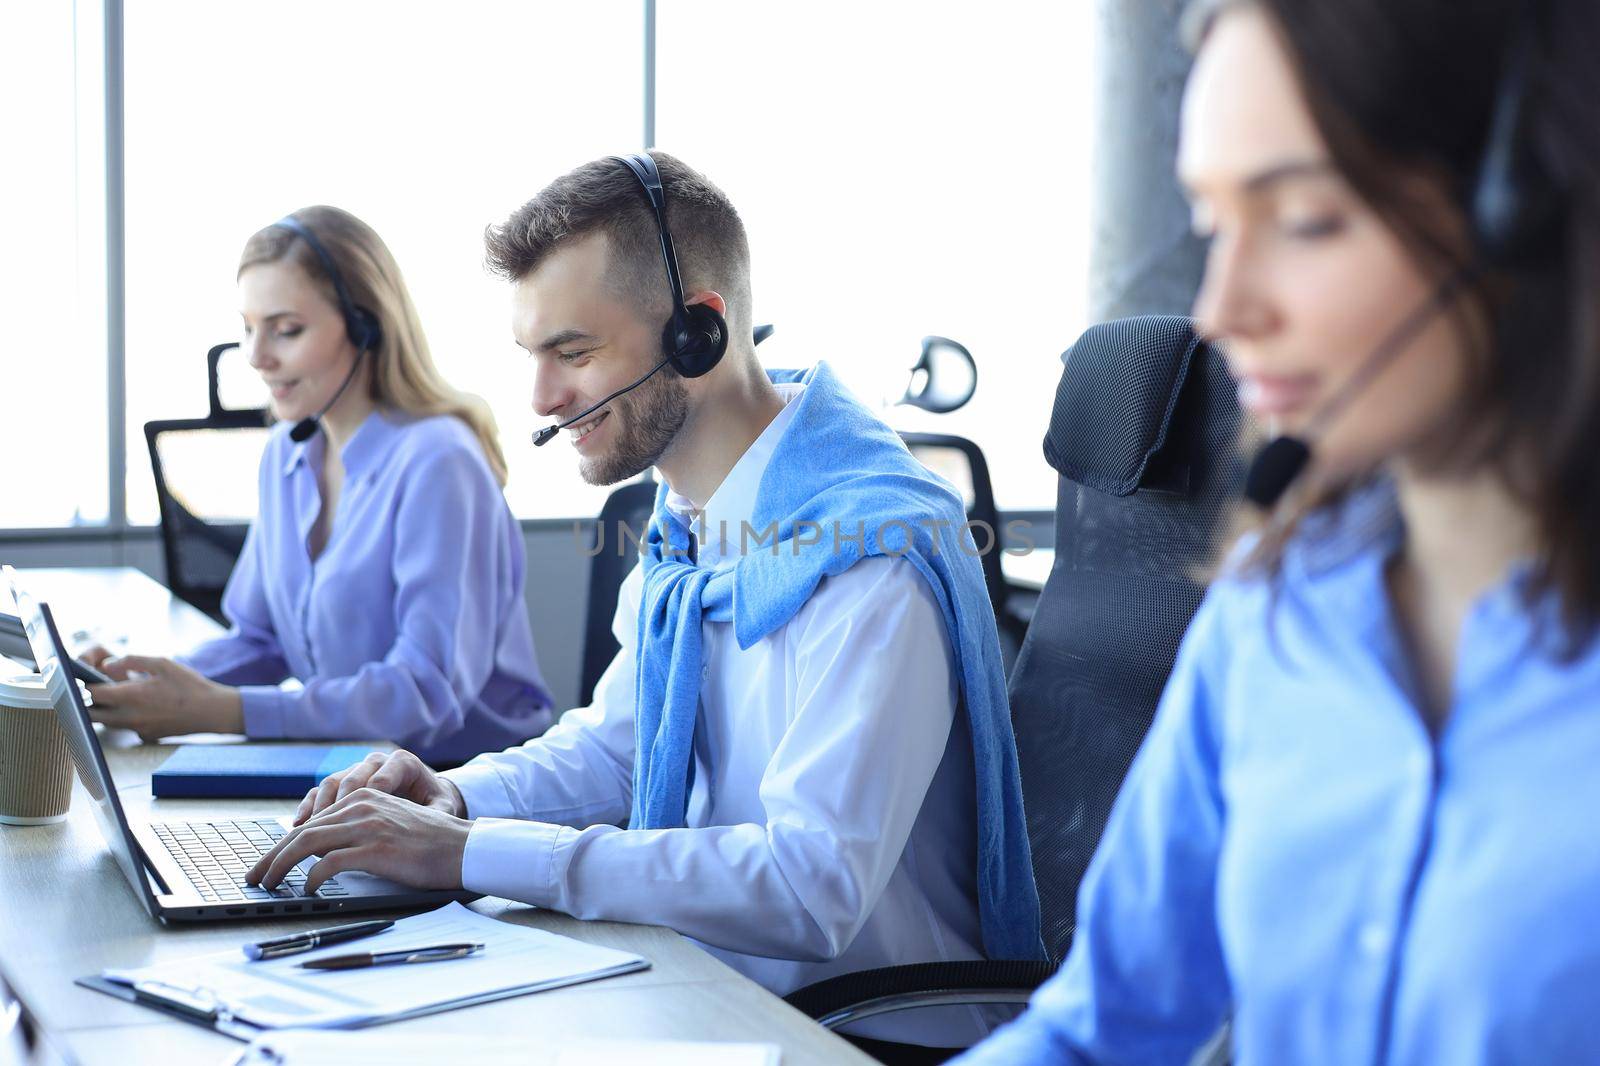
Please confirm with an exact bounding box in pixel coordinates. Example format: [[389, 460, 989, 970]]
[[0, 666, 58, 710]]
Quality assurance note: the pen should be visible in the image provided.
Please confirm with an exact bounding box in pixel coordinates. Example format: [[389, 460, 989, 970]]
[[298, 942, 485, 971], [243, 919, 395, 960]]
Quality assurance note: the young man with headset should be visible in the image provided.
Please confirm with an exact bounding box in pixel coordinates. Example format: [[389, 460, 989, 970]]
[[250, 150, 1043, 1056]]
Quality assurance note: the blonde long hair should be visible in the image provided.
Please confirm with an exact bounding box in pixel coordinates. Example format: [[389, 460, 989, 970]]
[[239, 205, 510, 486]]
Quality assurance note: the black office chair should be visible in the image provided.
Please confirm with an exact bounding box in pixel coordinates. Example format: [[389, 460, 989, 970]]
[[899, 432, 1029, 657], [577, 477, 658, 707], [783, 317, 1242, 1064], [144, 342, 269, 623]]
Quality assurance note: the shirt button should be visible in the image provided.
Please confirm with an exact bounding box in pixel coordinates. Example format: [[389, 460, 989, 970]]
[[1359, 922, 1390, 956]]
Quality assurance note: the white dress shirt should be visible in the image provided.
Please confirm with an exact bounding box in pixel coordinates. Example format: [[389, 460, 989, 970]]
[[444, 383, 993, 1045]]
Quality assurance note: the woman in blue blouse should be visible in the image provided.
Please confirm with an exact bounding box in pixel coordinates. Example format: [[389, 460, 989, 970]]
[[86, 206, 553, 764], [960, 0, 1600, 1063]]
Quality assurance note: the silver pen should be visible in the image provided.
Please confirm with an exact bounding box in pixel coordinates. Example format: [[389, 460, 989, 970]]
[[298, 942, 485, 971]]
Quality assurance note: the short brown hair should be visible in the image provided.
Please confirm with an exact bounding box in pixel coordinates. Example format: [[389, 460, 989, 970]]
[[484, 150, 753, 337]]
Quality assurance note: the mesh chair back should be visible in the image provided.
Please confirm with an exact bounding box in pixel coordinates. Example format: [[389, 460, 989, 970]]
[[1011, 316, 1242, 963], [144, 342, 269, 623], [578, 477, 658, 707]]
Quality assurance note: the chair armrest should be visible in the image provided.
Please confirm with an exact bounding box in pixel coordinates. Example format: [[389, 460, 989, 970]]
[[783, 959, 1057, 1031]]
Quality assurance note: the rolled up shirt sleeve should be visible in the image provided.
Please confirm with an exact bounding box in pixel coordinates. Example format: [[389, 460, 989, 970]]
[[452, 557, 959, 963]]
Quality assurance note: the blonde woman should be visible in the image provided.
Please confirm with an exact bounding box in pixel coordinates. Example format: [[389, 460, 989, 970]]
[[86, 206, 553, 763]]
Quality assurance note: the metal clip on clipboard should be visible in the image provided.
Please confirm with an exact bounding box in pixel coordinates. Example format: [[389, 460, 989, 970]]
[[132, 980, 231, 1023], [75, 974, 263, 1041]]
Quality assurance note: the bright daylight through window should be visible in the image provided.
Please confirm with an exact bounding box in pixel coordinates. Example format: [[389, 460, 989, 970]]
[[1, 1, 109, 528], [122, 1, 640, 525], [5, 1, 1094, 530]]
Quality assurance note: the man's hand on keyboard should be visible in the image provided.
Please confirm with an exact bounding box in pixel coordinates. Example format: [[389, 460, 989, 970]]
[[246, 787, 470, 894], [293, 749, 465, 825]]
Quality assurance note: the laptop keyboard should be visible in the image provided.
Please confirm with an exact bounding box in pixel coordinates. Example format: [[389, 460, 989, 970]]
[[150, 819, 350, 903]]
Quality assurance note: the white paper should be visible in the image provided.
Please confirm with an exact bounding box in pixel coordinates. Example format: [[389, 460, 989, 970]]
[[105, 902, 648, 1030]]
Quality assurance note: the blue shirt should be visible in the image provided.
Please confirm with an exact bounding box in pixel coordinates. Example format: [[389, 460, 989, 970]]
[[957, 482, 1600, 1065], [180, 409, 553, 764]]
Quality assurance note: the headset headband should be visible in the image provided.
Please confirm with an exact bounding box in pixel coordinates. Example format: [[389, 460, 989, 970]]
[[271, 215, 377, 350], [613, 153, 694, 348]]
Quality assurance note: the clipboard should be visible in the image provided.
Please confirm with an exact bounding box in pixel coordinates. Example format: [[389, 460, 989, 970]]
[[76, 975, 265, 1041], [75, 903, 651, 1042], [75, 969, 656, 1044]]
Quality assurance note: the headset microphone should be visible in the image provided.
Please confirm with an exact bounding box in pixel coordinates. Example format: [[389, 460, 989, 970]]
[[289, 352, 367, 443], [533, 352, 675, 447], [1242, 267, 1474, 507]]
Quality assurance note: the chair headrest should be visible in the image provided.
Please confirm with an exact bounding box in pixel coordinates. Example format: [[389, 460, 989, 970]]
[[1043, 315, 1208, 497]]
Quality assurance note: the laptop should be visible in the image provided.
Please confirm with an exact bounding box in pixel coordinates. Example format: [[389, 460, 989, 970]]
[[6, 568, 474, 923]]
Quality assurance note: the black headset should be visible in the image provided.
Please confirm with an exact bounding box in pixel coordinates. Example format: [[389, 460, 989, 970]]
[[269, 216, 383, 443], [272, 216, 382, 354], [1470, 12, 1563, 268], [614, 152, 729, 378], [532, 153, 730, 446], [1244, 9, 1566, 507]]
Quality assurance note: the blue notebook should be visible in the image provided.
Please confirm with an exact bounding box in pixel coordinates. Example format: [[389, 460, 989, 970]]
[[151, 745, 374, 798]]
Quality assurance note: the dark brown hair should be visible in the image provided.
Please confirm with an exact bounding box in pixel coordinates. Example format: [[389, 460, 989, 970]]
[[1187, 0, 1600, 646], [483, 150, 753, 341]]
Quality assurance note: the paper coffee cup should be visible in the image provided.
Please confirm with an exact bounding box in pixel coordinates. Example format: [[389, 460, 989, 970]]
[[0, 667, 74, 826]]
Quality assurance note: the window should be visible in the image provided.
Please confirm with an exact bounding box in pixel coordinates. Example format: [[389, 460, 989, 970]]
[[0, 1, 109, 528], [5, 3, 1097, 532], [122, 1, 642, 523], [657, 1, 1095, 511]]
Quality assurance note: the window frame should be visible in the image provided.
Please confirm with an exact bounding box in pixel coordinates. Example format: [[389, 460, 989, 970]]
[[0, 0, 654, 538]]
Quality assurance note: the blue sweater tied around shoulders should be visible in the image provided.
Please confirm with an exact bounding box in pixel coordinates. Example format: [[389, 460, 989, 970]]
[[631, 361, 1044, 962]]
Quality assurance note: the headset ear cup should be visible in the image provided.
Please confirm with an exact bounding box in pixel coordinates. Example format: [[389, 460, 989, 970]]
[[1470, 24, 1563, 267], [351, 309, 382, 353], [665, 303, 728, 378]]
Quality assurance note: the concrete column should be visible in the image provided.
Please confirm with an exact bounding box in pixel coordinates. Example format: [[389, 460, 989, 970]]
[[1088, 0, 1207, 322]]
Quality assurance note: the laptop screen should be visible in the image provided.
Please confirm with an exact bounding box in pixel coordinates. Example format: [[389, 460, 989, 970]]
[[6, 573, 159, 917]]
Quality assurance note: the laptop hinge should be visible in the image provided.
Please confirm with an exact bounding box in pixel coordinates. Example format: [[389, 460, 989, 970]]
[[136, 836, 174, 897]]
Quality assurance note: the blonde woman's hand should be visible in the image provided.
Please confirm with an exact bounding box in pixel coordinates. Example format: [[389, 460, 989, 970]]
[[85, 656, 244, 741]]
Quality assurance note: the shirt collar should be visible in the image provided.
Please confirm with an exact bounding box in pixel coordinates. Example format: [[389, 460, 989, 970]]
[[281, 408, 404, 480], [1284, 474, 1562, 658], [664, 382, 806, 565]]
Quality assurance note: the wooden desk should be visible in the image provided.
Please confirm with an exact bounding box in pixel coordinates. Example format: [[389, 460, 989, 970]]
[[13, 567, 223, 659], [1, 568, 870, 1064]]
